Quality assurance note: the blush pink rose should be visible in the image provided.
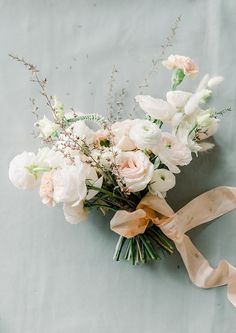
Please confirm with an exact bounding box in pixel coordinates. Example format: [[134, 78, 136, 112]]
[[116, 151, 154, 192]]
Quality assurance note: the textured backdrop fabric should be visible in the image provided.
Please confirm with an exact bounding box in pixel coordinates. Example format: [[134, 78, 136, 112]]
[[1, 0, 236, 332]]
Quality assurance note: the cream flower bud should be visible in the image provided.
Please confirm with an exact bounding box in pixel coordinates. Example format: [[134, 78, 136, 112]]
[[35, 115, 59, 139]]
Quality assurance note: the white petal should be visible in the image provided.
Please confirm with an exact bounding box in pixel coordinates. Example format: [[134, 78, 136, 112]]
[[86, 176, 103, 200], [63, 201, 87, 224], [166, 90, 192, 108], [135, 95, 175, 122]]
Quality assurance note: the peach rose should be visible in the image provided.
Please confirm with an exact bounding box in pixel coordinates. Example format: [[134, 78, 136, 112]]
[[116, 151, 154, 192], [162, 55, 198, 77]]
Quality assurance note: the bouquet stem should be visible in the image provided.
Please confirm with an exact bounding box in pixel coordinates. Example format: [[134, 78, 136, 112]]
[[113, 225, 174, 265]]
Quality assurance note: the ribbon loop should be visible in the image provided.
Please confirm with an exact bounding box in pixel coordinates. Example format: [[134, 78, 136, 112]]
[[110, 186, 236, 308]]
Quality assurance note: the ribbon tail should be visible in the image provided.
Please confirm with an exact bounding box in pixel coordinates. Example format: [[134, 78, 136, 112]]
[[161, 219, 236, 307]]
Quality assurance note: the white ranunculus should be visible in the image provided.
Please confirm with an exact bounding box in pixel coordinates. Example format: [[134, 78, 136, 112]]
[[129, 120, 161, 151], [53, 165, 87, 203], [111, 119, 136, 151], [166, 90, 192, 109], [63, 201, 87, 224], [116, 151, 154, 192], [35, 116, 59, 139], [135, 95, 175, 122], [9, 151, 39, 190], [149, 169, 176, 196], [157, 133, 192, 173]]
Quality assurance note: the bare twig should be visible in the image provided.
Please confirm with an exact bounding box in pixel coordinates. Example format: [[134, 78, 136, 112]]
[[131, 15, 182, 117]]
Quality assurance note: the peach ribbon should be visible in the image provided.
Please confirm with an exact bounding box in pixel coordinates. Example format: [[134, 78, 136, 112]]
[[110, 186, 236, 307]]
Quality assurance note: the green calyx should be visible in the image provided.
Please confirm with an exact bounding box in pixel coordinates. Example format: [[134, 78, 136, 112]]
[[171, 68, 185, 90]]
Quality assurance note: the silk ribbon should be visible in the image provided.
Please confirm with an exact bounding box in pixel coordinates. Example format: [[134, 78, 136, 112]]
[[110, 186, 236, 307]]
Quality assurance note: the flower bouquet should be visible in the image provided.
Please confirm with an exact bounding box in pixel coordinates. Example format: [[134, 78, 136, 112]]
[[8, 52, 236, 307]]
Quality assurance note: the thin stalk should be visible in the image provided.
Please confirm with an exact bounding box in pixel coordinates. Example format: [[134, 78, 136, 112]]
[[113, 236, 126, 261]]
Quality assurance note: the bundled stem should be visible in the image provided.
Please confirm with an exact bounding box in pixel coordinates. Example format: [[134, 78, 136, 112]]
[[113, 225, 174, 265]]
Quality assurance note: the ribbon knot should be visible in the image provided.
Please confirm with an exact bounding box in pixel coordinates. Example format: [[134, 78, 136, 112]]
[[110, 186, 236, 308]]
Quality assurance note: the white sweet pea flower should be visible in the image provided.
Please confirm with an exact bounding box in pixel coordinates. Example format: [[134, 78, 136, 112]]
[[63, 201, 87, 224], [135, 95, 175, 122], [166, 90, 192, 109], [53, 164, 88, 204], [129, 120, 161, 151], [157, 133, 192, 173], [9, 152, 39, 190], [116, 151, 154, 192], [70, 121, 95, 145], [149, 169, 176, 197], [36, 147, 65, 169], [35, 116, 59, 139]]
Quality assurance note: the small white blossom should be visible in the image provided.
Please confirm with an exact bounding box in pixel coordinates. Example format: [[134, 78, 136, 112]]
[[149, 169, 176, 197], [35, 115, 59, 139]]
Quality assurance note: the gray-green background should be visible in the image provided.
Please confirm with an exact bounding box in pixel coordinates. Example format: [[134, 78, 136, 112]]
[[1, 0, 236, 332]]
